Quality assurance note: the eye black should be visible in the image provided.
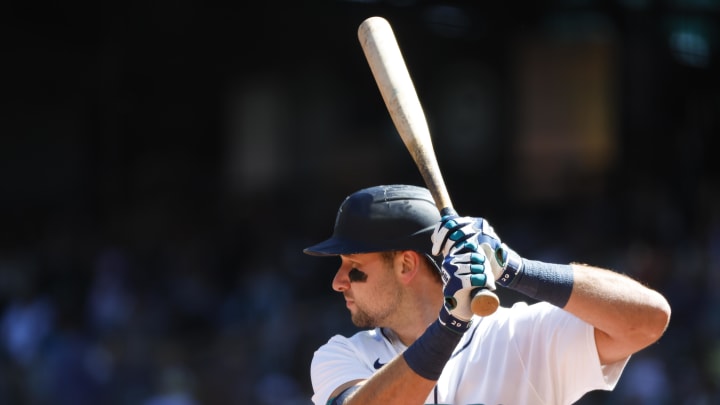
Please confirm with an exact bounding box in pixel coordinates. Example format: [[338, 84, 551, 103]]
[[348, 268, 368, 282]]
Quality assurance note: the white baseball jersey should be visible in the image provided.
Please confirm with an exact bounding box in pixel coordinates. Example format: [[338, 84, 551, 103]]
[[311, 301, 629, 405]]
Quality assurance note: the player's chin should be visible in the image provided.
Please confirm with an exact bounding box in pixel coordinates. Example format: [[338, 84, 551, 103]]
[[351, 311, 375, 329]]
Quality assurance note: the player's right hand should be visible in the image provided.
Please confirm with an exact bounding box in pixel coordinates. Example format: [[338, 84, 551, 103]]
[[438, 240, 490, 334], [432, 215, 523, 288], [431, 215, 480, 257]]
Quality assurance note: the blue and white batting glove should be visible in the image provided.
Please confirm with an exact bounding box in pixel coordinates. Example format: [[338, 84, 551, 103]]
[[431, 215, 479, 257], [464, 218, 523, 288], [438, 240, 491, 333], [432, 215, 523, 288]]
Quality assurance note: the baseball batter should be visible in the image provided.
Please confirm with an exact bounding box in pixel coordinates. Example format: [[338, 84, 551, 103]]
[[304, 184, 671, 405]]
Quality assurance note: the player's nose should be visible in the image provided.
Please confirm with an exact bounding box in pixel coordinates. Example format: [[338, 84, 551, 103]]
[[332, 265, 351, 292]]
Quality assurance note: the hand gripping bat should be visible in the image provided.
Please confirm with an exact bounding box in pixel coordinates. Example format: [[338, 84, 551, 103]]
[[358, 16, 500, 316]]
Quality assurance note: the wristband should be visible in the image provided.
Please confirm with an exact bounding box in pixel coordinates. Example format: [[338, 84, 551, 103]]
[[505, 259, 574, 308], [403, 319, 462, 381]]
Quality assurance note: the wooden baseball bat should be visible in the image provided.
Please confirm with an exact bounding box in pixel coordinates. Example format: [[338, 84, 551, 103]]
[[358, 16, 499, 317]]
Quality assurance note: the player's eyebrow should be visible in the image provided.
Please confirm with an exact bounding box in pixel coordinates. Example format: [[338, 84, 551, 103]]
[[349, 268, 368, 282]]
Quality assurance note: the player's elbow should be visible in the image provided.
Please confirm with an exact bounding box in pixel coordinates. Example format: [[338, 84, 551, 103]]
[[644, 291, 671, 343], [628, 290, 671, 349], [623, 290, 672, 350], [598, 292, 671, 365]]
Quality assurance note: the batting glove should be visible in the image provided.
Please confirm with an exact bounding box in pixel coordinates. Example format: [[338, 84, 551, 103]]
[[466, 219, 523, 288], [438, 240, 492, 333], [432, 215, 523, 288], [431, 215, 481, 257]]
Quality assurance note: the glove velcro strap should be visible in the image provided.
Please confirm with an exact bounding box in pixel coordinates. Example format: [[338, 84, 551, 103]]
[[403, 319, 463, 381], [438, 306, 472, 334], [497, 247, 523, 287]]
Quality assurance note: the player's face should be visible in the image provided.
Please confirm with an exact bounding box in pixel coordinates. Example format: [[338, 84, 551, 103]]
[[334, 252, 404, 328]]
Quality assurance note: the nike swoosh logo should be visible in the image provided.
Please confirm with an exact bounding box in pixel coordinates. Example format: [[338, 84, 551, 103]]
[[373, 358, 386, 369]]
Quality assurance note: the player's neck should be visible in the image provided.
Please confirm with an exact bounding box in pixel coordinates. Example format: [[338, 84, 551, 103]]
[[387, 297, 443, 346]]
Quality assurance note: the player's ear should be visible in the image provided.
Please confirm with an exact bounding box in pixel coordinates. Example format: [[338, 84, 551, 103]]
[[397, 250, 421, 284]]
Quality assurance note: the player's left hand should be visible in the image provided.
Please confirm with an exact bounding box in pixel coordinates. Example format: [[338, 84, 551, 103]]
[[432, 214, 523, 287]]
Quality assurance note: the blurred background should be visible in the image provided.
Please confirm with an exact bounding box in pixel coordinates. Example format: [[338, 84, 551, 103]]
[[2, 0, 719, 404]]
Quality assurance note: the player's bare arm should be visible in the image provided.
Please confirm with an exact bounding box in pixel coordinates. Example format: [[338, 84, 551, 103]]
[[564, 263, 671, 365]]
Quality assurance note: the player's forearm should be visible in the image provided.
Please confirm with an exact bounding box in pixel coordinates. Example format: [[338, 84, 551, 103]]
[[343, 355, 435, 405], [344, 318, 462, 405], [563, 263, 671, 364]]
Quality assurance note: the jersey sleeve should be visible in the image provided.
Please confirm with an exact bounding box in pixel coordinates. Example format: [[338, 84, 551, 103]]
[[514, 302, 630, 403], [310, 334, 374, 405]]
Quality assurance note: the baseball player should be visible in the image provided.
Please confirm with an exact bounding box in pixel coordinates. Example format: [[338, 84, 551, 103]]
[[304, 184, 671, 405]]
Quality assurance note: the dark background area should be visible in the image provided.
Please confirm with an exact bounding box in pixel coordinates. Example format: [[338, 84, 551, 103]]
[[1, 1, 719, 404]]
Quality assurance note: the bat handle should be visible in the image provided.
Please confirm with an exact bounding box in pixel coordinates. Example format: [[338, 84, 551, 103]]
[[439, 207, 500, 317]]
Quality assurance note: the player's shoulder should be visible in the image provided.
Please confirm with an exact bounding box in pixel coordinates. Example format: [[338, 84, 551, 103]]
[[331, 327, 384, 342], [319, 327, 386, 352], [312, 327, 397, 371]]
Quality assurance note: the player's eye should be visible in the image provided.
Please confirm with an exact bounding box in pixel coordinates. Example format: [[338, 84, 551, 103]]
[[348, 268, 368, 282]]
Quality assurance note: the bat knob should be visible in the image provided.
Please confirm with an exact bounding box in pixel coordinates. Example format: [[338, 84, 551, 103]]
[[471, 288, 499, 316]]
